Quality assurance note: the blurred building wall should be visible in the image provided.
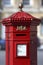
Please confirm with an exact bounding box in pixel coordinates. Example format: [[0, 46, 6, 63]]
[[0, 0, 2, 39], [0, 0, 43, 44]]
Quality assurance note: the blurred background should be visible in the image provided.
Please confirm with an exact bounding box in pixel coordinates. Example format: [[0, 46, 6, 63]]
[[0, 0, 43, 65]]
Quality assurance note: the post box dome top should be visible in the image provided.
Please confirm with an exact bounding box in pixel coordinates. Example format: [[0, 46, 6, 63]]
[[2, 11, 40, 26]]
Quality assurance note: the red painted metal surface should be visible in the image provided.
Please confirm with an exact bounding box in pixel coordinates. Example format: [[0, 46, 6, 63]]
[[2, 11, 40, 26], [5, 26, 30, 65], [2, 11, 41, 65]]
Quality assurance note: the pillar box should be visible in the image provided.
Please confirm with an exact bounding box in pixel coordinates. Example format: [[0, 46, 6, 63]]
[[2, 11, 40, 65]]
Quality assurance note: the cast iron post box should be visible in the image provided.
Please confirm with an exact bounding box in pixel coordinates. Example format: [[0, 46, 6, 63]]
[[2, 5, 40, 65]]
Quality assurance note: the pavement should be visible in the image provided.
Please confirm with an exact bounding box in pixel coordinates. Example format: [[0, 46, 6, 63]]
[[37, 49, 43, 65], [0, 50, 43, 65], [0, 50, 5, 65]]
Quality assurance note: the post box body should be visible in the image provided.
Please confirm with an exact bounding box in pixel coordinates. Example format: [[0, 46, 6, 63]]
[[2, 11, 40, 65], [6, 26, 30, 65]]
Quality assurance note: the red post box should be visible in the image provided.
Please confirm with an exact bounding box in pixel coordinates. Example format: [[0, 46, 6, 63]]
[[2, 8, 40, 65]]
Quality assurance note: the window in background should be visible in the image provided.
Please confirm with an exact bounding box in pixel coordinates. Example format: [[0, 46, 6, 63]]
[[23, 0, 30, 5], [0, 0, 2, 9], [41, 0, 43, 6], [2, 0, 11, 6], [23, 0, 33, 7]]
